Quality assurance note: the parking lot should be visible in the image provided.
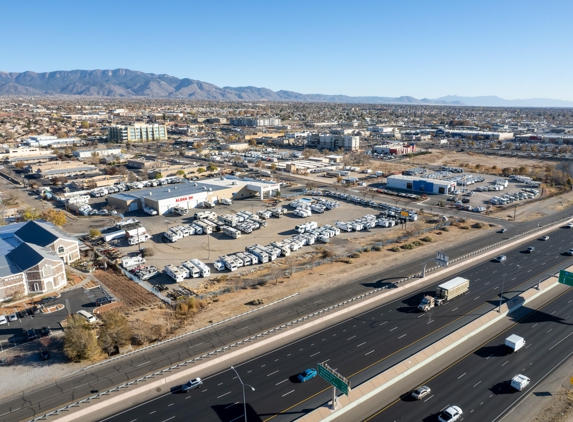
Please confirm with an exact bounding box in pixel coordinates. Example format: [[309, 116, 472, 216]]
[[97, 193, 421, 290], [0, 286, 110, 347]]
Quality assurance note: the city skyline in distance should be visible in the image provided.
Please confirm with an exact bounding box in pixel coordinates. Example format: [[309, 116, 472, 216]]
[[2, 0, 572, 102]]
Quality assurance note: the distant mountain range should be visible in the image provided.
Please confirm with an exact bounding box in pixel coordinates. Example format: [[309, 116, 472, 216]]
[[0, 69, 572, 107]]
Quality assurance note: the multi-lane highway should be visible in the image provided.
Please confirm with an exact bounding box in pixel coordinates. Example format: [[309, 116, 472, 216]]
[[365, 287, 573, 422], [97, 226, 573, 422]]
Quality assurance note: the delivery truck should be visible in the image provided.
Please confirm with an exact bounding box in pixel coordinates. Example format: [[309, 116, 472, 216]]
[[505, 334, 526, 353], [418, 277, 470, 312]]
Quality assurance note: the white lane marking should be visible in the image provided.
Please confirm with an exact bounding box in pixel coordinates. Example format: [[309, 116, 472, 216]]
[[276, 379, 288, 385], [547, 329, 553, 333], [162, 417, 175, 422], [261, 364, 266, 367], [201, 389, 207, 392], [137, 361, 152, 366], [473, 381, 482, 388], [282, 390, 295, 397], [389, 327, 398, 331], [502, 361, 509, 367], [225, 402, 239, 409], [365, 350, 375, 356], [218, 383, 223, 386], [310, 352, 321, 357], [549, 332, 573, 351], [486, 354, 493, 360], [424, 395, 434, 402], [474, 296, 480, 300], [427, 319, 434, 324], [485, 282, 490, 286], [247, 370, 252, 373], [551, 311, 556, 315], [398, 334, 407, 339], [418, 314, 425, 318], [217, 391, 232, 398], [451, 307, 458, 312], [150, 411, 156, 415], [347, 336, 356, 341], [532, 324, 538, 328], [458, 373, 466, 379], [267, 370, 279, 377], [168, 403, 174, 406], [380, 321, 388, 325], [357, 342, 366, 347]]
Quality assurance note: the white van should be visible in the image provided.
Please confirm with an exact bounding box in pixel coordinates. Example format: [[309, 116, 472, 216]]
[[77, 310, 97, 324]]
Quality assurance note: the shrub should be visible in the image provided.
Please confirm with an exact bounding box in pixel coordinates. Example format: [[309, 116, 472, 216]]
[[363, 247, 371, 252], [412, 240, 423, 247], [257, 280, 268, 287], [400, 243, 415, 250], [420, 236, 433, 242], [390, 246, 401, 252], [472, 222, 486, 229], [442, 226, 450, 231], [141, 247, 155, 257], [459, 225, 469, 230], [246, 299, 264, 306], [337, 258, 354, 264], [372, 245, 382, 251], [349, 252, 361, 258]]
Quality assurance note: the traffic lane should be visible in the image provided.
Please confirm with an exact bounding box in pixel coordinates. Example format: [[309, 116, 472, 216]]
[[366, 288, 573, 422], [5, 224, 570, 422]]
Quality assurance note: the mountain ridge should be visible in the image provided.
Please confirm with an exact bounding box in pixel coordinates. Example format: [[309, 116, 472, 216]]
[[0, 69, 571, 107]]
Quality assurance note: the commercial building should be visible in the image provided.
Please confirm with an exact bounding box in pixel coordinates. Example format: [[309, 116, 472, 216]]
[[386, 175, 456, 195], [373, 142, 416, 155], [73, 148, 122, 159], [0, 146, 57, 163], [435, 129, 514, 140], [220, 142, 250, 151], [24, 161, 99, 179], [229, 118, 281, 127], [107, 177, 280, 215], [108, 123, 168, 142], [22, 135, 83, 147], [0, 220, 80, 301], [307, 134, 360, 151]]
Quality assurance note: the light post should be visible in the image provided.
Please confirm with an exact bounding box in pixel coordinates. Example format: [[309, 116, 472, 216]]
[[230, 366, 255, 422], [498, 262, 507, 313]]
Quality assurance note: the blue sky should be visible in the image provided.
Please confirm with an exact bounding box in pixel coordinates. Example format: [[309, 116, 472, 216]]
[[2, 0, 572, 100]]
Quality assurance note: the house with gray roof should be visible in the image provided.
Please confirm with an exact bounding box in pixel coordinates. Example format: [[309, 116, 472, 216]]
[[0, 220, 79, 301]]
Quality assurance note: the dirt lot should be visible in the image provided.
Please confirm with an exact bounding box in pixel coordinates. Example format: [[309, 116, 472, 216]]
[[529, 386, 573, 422], [93, 269, 162, 311]]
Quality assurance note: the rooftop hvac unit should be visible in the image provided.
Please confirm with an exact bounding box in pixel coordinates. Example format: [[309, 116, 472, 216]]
[[149, 192, 152, 195], [203, 187, 207, 190], [209, 188, 212, 191], [168, 189, 171, 192]]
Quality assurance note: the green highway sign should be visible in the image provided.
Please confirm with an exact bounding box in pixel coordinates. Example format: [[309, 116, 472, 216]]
[[559, 270, 573, 287], [318, 363, 350, 395]]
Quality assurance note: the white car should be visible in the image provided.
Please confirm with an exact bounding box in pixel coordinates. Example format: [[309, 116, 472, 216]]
[[541, 235, 549, 241], [0, 315, 7, 325], [181, 377, 203, 392], [438, 406, 463, 422], [567, 249, 573, 256]]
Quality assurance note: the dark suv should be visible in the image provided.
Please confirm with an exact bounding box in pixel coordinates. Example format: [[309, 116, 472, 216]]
[[96, 296, 114, 307], [26, 329, 38, 341]]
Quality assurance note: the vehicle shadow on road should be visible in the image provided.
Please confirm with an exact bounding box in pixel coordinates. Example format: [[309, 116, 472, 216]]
[[489, 380, 518, 395], [211, 403, 262, 421]]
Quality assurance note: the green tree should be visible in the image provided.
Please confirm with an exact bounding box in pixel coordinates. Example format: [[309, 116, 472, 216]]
[[89, 228, 101, 238], [63, 315, 100, 361], [155, 173, 163, 179], [98, 310, 132, 355], [197, 167, 206, 173], [207, 165, 218, 172]]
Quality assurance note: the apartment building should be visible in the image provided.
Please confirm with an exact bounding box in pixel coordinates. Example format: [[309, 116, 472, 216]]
[[108, 123, 168, 142]]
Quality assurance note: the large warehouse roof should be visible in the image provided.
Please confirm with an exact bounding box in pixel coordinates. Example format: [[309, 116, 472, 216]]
[[140, 183, 228, 202]]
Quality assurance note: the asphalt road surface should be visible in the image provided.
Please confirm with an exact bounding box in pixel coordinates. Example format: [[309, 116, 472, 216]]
[[95, 226, 573, 422], [364, 285, 573, 422], [0, 211, 570, 422]]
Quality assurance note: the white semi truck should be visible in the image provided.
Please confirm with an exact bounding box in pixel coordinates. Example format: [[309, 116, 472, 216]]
[[418, 277, 470, 312]]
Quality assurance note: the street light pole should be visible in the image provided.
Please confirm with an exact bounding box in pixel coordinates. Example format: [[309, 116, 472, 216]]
[[231, 366, 255, 422]]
